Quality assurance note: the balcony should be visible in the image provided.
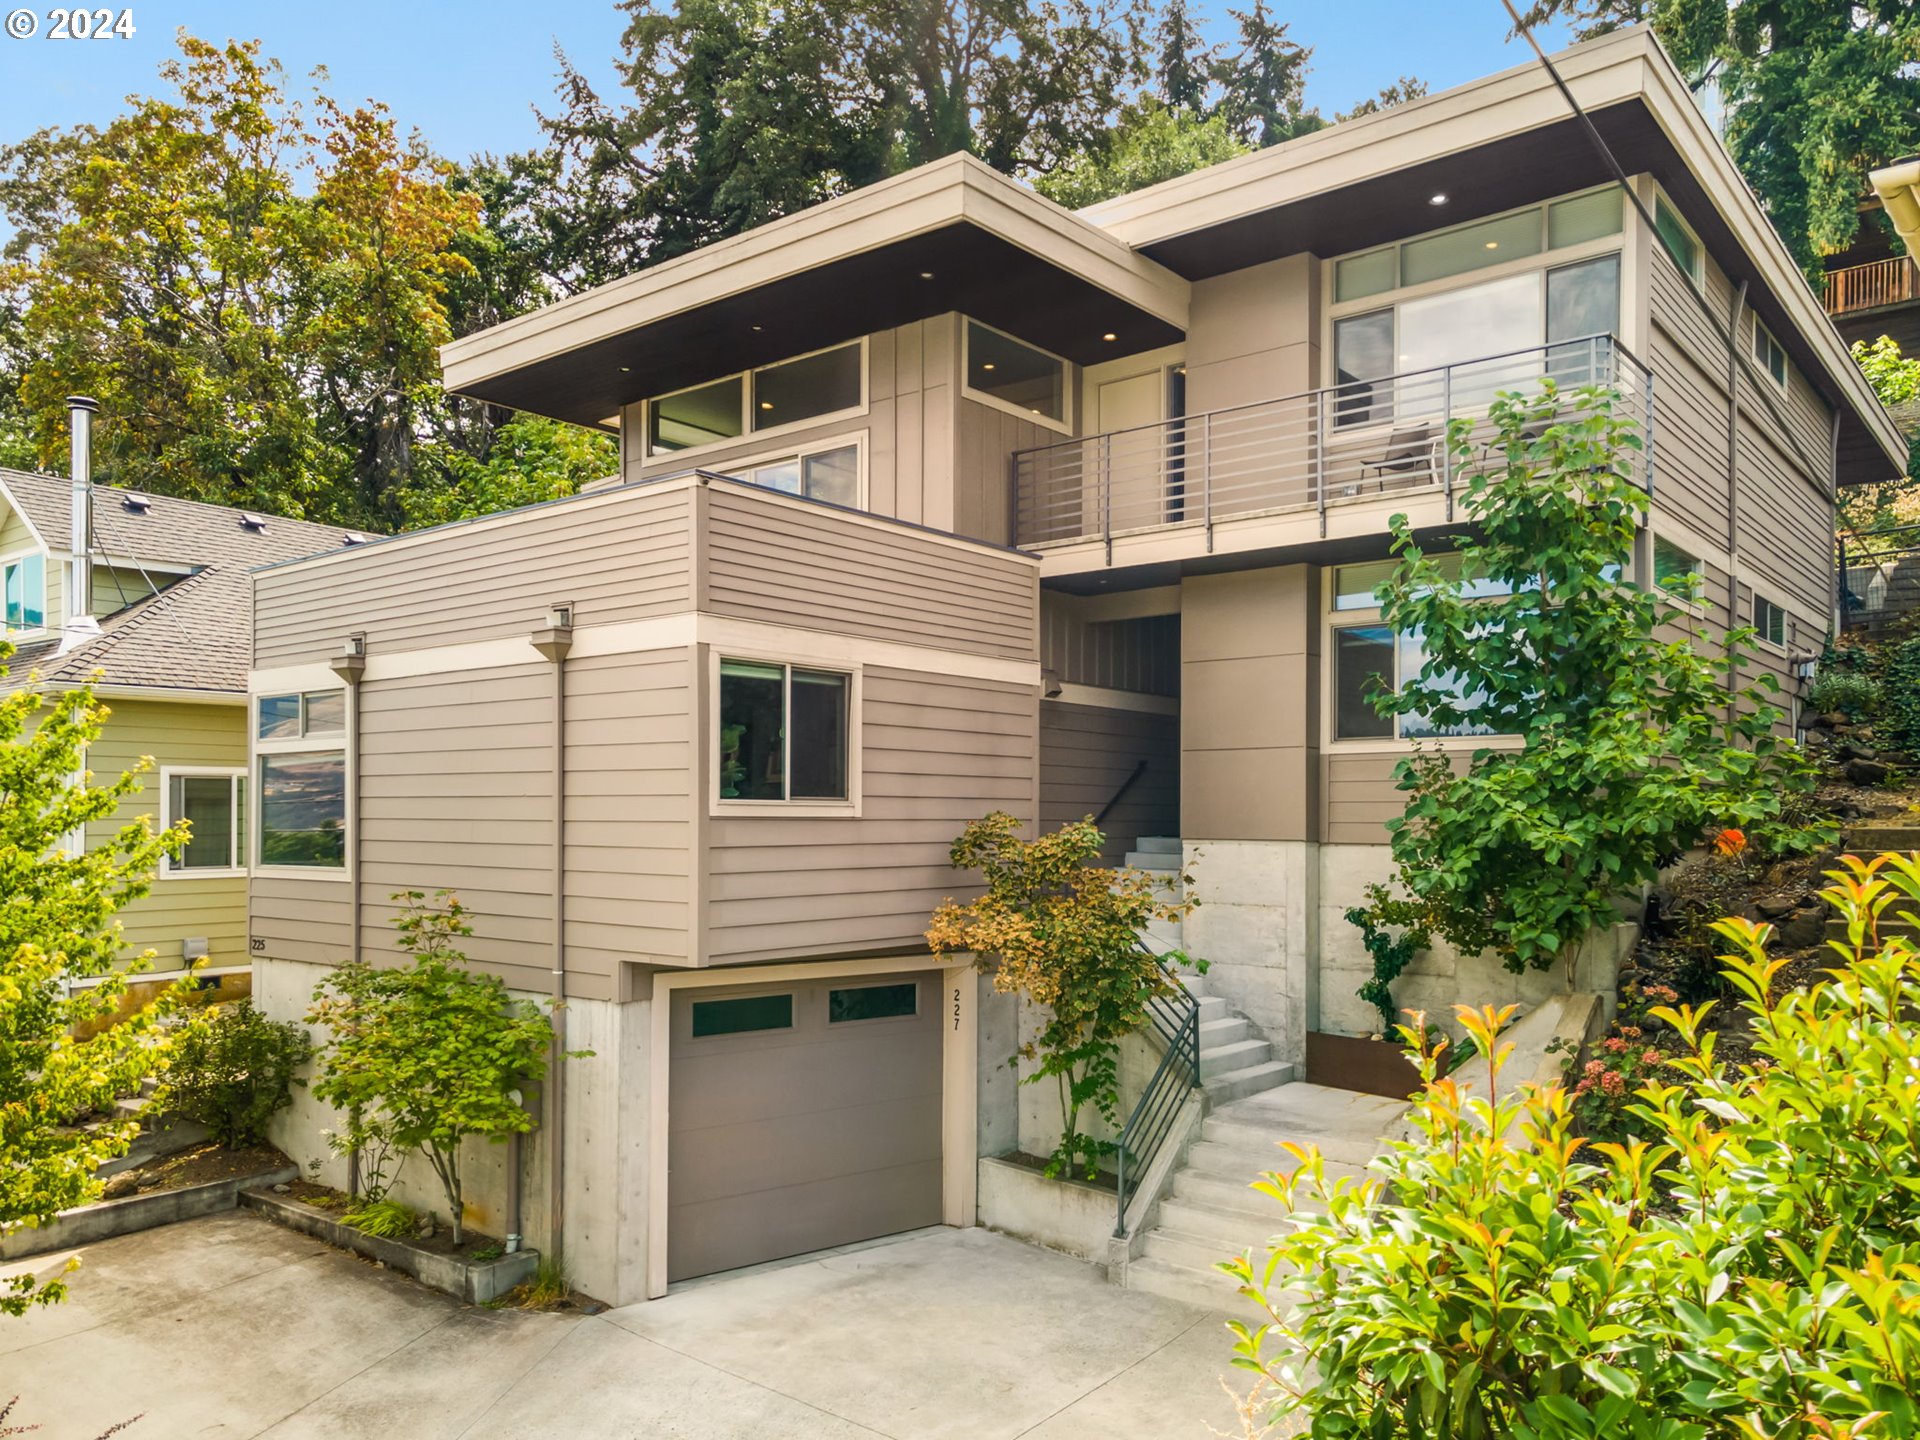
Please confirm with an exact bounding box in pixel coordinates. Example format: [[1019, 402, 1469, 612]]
[[1012, 335, 1654, 564], [1824, 257, 1918, 317]]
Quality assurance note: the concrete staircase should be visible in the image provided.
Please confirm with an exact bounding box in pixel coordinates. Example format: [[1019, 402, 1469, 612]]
[[1123, 1083, 1412, 1310]]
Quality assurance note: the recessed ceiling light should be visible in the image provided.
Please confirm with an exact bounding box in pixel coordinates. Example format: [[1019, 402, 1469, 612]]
[[919, 270, 935, 280], [759, 401, 773, 410], [1102, 332, 1117, 342], [751, 324, 763, 332], [1429, 193, 1448, 205], [1484, 241, 1499, 250], [619, 366, 630, 372], [982, 362, 996, 371]]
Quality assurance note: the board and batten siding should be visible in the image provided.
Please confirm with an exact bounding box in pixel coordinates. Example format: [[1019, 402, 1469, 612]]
[[1039, 701, 1179, 860], [703, 667, 1037, 966], [82, 698, 249, 967], [253, 484, 696, 667]]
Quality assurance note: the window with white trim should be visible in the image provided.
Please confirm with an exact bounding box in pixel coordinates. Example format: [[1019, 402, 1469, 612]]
[[255, 690, 347, 869], [1328, 560, 1517, 741], [740, 439, 861, 507], [1651, 535, 1703, 596], [2, 551, 46, 630], [1752, 320, 1788, 388], [963, 320, 1068, 427], [1753, 593, 1786, 648], [646, 342, 864, 455], [163, 769, 246, 874], [718, 660, 851, 803]]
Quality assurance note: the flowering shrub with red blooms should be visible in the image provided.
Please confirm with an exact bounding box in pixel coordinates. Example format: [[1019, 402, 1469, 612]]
[[1553, 981, 1679, 1142], [1712, 826, 1747, 857]]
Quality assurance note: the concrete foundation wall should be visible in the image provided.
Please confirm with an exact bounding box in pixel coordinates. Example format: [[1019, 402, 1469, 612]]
[[255, 956, 647, 1305], [1180, 840, 1316, 1069]]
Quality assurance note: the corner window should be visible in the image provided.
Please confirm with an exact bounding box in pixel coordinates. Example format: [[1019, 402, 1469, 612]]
[[1754, 594, 1786, 647], [647, 342, 865, 455], [964, 321, 1066, 424], [742, 441, 861, 507], [164, 769, 245, 874], [3, 552, 45, 630], [1654, 196, 1702, 284], [1752, 321, 1788, 388], [255, 690, 347, 869], [718, 660, 851, 804]]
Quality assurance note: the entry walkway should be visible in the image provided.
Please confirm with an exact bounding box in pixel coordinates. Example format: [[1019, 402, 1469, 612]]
[[0, 1212, 1260, 1438]]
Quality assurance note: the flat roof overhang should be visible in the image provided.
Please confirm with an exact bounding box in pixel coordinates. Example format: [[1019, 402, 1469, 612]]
[[442, 153, 1189, 430], [1083, 28, 1906, 488]]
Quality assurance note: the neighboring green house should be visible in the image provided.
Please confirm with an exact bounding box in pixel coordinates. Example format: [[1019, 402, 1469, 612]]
[[1, 446, 371, 977]]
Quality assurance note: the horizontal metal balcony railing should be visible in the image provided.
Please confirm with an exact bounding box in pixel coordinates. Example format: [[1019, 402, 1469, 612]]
[[1824, 257, 1918, 317], [1012, 335, 1654, 553]]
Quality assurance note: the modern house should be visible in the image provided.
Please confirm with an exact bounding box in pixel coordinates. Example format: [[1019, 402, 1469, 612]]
[[1, 403, 372, 986], [248, 27, 1906, 1308]]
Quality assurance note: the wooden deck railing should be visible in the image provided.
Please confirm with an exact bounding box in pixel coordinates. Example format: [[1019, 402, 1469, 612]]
[[1823, 257, 1918, 316]]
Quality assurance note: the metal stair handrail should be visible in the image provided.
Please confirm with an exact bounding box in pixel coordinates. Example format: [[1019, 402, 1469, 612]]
[[1114, 946, 1202, 1238]]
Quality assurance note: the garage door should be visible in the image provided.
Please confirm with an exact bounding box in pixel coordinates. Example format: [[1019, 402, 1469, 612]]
[[668, 971, 943, 1282]]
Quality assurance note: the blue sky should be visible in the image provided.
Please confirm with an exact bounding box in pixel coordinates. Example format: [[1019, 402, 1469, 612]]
[[0, 1, 1575, 161]]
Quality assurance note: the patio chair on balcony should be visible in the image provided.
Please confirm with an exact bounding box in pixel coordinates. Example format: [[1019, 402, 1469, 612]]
[[1355, 424, 1438, 493]]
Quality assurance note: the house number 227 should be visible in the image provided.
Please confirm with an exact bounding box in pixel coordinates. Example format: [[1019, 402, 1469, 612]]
[[953, 986, 962, 1030]]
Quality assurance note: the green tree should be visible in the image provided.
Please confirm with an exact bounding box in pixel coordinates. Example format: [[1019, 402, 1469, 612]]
[[0, 663, 186, 1315], [1840, 335, 1920, 534], [1515, 0, 1920, 270], [1366, 382, 1820, 977], [1155, 0, 1212, 113], [1035, 101, 1248, 209], [927, 813, 1198, 1179], [1228, 855, 1920, 1436], [1213, 1, 1322, 147], [307, 892, 558, 1245]]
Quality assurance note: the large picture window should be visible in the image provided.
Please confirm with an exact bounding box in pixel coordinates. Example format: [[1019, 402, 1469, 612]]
[[3, 552, 45, 630], [647, 342, 865, 455], [255, 689, 347, 869], [718, 660, 851, 804], [1328, 561, 1516, 741], [163, 769, 245, 874]]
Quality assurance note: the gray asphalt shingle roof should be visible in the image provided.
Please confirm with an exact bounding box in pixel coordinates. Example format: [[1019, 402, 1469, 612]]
[[0, 469, 377, 695]]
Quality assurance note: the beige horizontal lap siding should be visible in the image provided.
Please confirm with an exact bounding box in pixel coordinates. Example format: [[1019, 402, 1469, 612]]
[[1039, 701, 1179, 861], [698, 483, 1038, 660], [702, 667, 1038, 965], [253, 486, 696, 666], [1648, 248, 1734, 545], [1322, 752, 1408, 846], [250, 874, 353, 967], [564, 650, 694, 973], [1736, 412, 1833, 621], [82, 698, 248, 967]]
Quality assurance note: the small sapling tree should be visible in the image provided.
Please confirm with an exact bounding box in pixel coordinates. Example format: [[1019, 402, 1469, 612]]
[[0, 662, 186, 1315], [308, 892, 558, 1245], [928, 813, 1199, 1180], [1357, 380, 1823, 980]]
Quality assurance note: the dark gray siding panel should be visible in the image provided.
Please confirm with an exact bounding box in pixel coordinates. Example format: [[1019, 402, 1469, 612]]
[[1039, 702, 1179, 860]]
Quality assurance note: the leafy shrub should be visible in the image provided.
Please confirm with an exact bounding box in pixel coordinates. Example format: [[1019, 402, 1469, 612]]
[[1345, 885, 1431, 1032], [1885, 635, 1920, 758], [1805, 668, 1883, 719], [308, 892, 564, 1245], [927, 814, 1199, 1180], [1549, 982, 1676, 1144], [1226, 854, 1920, 1438], [341, 1197, 416, 1239], [1372, 383, 1821, 978], [157, 1000, 310, 1148]]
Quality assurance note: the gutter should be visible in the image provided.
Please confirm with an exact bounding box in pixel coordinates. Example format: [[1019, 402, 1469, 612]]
[[1872, 158, 1920, 259]]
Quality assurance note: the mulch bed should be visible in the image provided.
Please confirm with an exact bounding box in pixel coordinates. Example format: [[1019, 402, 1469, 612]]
[[276, 1178, 509, 1262], [103, 1142, 290, 1199]]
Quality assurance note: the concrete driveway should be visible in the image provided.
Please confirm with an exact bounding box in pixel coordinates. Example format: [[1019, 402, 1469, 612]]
[[0, 1213, 1259, 1439]]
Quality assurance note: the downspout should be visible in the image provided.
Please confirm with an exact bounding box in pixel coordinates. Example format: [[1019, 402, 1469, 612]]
[[59, 397, 100, 655], [530, 605, 575, 1262], [328, 636, 367, 1196], [1726, 281, 1747, 723]]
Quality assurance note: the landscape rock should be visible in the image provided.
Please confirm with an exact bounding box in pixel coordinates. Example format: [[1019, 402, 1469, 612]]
[[1813, 712, 1849, 730], [1836, 743, 1878, 764], [273, 1183, 291, 1194], [1775, 906, 1827, 951], [1846, 758, 1892, 786], [101, 1172, 140, 1200], [1754, 894, 1800, 920]]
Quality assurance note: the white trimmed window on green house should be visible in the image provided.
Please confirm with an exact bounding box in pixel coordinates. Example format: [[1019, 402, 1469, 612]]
[[161, 767, 247, 877], [3, 550, 46, 632], [255, 688, 348, 871]]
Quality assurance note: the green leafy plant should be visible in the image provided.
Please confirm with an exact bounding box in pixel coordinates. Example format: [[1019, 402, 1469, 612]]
[[341, 1198, 417, 1239], [0, 663, 188, 1317], [513, 1250, 573, 1311], [308, 892, 566, 1245], [928, 813, 1200, 1181], [1372, 381, 1825, 977], [469, 1242, 503, 1263], [156, 999, 311, 1149], [1804, 669, 1884, 721], [1226, 853, 1920, 1437], [1345, 885, 1432, 1032], [1883, 635, 1920, 760]]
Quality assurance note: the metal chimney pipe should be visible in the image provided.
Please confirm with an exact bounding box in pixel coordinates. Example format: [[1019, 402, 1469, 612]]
[[67, 397, 98, 627]]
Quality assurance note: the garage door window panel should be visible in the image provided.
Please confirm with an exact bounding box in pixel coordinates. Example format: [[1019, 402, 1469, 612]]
[[829, 982, 918, 1023], [691, 992, 794, 1037]]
